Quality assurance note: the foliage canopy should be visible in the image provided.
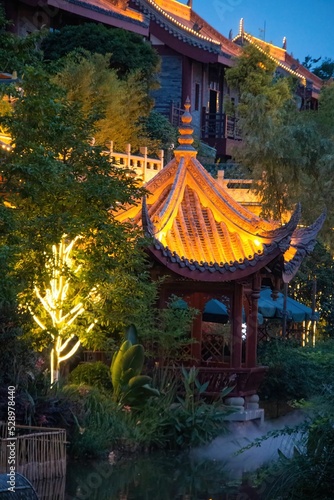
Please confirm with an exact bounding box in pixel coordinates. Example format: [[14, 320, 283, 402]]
[[41, 23, 160, 88], [0, 64, 157, 380], [226, 45, 332, 244]]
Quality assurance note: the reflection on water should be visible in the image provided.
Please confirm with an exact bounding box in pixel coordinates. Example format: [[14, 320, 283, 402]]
[[20, 415, 305, 499], [64, 453, 252, 499], [24, 476, 66, 499]]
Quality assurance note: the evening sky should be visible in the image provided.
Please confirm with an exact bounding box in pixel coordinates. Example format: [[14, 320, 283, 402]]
[[188, 0, 333, 63]]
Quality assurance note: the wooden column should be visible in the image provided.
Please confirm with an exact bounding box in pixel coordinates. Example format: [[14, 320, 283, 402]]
[[232, 283, 243, 368], [246, 274, 261, 368], [188, 292, 204, 365]]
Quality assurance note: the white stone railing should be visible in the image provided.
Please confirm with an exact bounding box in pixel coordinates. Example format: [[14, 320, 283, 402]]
[[105, 141, 164, 183]]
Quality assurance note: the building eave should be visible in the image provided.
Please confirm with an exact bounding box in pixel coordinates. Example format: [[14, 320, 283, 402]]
[[47, 0, 149, 35], [147, 241, 284, 282]]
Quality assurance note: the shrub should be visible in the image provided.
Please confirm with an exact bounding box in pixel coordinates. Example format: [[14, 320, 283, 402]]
[[110, 339, 160, 406], [258, 339, 334, 404], [161, 367, 233, 449], [257, 389, 334, 499], [64, 387, 130, 457], [142, 295, 198, 364], [68, 362, 112, 391]]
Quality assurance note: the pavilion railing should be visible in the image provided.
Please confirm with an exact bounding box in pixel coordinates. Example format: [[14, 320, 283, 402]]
[[153, 365, 267, 399], [196, 366, 267, 397]]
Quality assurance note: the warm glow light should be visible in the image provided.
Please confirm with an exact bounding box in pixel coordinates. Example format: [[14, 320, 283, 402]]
[[157, 231, 166, 242], [30, 234, 97, 384], [146, 0, 220, 45], [233, 30, 307, 86], [284, 246, 297, 262]]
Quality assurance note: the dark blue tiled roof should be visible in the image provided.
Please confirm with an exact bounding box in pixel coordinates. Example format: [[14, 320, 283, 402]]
[[65, 0, 149, 27]]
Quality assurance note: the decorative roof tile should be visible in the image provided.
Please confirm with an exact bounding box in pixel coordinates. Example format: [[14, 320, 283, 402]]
[[62, 0, 149, 27], [132, 0, 239, 57], [283, 211, 326, 283], [116, 103, 325, 281]]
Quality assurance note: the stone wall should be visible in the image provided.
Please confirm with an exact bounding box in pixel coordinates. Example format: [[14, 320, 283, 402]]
[[152, 54, 183, 116]]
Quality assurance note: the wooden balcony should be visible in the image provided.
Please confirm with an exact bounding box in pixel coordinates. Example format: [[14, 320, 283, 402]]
[[169, 103, 242, 157], [201, 111, 242, 141]]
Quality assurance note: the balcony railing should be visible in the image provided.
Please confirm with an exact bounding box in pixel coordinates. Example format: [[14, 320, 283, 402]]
[[169, 103, 242, 142], [201, 112, 242, 141]]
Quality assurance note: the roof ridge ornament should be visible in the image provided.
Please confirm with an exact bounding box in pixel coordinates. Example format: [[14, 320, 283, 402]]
[[174, 97, 197, 160], [239, 18, 244, 36]]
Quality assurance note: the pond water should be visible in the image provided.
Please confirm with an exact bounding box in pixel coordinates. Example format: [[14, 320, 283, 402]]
[[64, 452, 256, 500], [31, 413, 304, 500]]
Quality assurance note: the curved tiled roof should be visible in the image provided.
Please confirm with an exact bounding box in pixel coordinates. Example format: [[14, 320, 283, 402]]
[[59, 0, 149, 28], [116, 101, 324, 282], [233, 26, 323, 91], [131, 0, 238, 57]]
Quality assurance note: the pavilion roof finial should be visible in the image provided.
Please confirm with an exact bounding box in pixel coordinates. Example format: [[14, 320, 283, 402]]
[[174, 97, 197, 159], [239, 18, 244, 36]]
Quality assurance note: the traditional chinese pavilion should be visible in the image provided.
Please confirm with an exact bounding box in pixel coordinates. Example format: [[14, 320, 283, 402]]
[[116, 101, 325, 409]]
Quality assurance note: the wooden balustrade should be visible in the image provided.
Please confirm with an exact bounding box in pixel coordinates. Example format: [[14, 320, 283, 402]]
[[196, 366, 267, 397], [201, 111, 242, 141]]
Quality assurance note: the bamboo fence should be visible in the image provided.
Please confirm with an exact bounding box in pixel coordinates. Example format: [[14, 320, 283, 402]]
[[0, 422, 66, 481]]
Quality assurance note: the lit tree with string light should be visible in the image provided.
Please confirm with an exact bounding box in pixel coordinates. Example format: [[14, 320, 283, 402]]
[[0, 65, 156, 384], [29, 236, 99, 384]]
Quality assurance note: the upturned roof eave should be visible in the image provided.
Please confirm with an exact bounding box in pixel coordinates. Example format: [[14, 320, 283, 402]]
[[147, 241, 285, 282], [283, 210, 326, 283], [47, 0, 149, 34], [132, 0, 238, 63], [143, 154, 298, 241]]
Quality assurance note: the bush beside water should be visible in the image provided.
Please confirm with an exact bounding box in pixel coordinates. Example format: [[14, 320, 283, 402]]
[[253, 339, 334, 499], [65, 365, 233, 457], [258, 339, 334, 405]]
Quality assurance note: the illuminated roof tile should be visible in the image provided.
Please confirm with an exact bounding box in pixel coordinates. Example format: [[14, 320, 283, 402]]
[[116, 102, 324, 281]]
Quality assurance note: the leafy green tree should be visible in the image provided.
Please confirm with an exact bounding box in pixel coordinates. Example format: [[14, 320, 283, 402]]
[[0, 65, 156, 382], [225, 44, 290, 102], [52, 51, 155, 152], [225, 45, 298, 220], [303, 55, 334, 80], [41, 23, 160, 88], [302, 55, 321, 70], [294, 83, 334, 239], [141, 110, 178, 160], [291, 242, 334, 336], [225, 45, 332, 240], [313, 57, 334, 80]]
